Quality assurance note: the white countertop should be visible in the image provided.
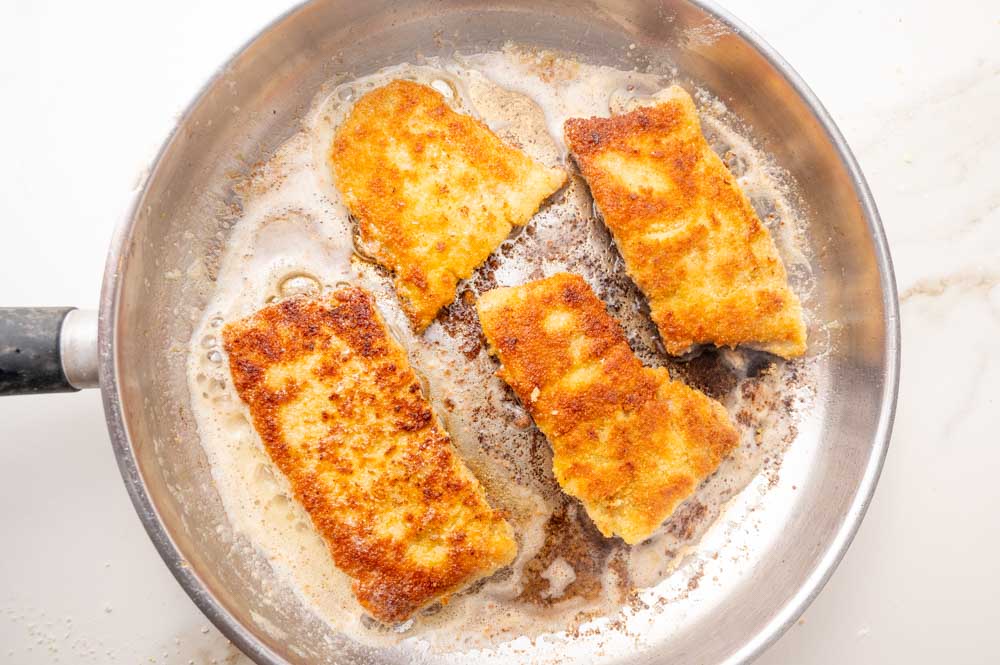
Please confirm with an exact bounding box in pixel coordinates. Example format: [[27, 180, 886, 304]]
[[1, 1, 997, 663]]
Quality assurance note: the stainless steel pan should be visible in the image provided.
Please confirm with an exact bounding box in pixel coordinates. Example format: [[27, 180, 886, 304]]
[[0, 1, 899, 663]]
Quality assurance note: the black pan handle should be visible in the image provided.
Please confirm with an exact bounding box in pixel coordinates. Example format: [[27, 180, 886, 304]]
[[0, 308, 99, 396]]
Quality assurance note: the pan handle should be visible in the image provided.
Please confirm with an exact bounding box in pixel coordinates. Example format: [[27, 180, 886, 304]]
[[0, 308, 99, 396]]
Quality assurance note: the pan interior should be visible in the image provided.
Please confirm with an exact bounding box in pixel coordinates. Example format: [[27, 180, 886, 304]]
[[108, 2, 892, 664]]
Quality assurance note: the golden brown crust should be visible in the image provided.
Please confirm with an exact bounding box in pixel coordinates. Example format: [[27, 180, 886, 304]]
[[223, 288, 516, 622], [330, 80, 566, 331], [564, 86, 807, 358], [476, 274, 739, 544]]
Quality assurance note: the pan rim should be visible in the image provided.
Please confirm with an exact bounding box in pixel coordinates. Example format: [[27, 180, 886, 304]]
[[98, 2, 900, 663]]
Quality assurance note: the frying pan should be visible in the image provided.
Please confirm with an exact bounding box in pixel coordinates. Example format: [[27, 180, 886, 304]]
[[0, 1, 899, 663]]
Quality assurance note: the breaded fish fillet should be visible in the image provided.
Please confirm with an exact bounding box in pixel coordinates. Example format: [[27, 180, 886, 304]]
[[476, 273, 739, 545], [330, 80, 566, 331], [564, 85, 807, 358], [223, 287, 516, 622]]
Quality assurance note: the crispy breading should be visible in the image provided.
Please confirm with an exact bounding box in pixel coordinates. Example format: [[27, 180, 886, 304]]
[[223, 288, 516, 622], [330, 80, 566, 331], [476, 273, 739, 545], [564, 85, 807, 358]]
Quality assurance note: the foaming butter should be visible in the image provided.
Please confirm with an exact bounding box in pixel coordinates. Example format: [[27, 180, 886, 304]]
[[186, 45, 817, 653]]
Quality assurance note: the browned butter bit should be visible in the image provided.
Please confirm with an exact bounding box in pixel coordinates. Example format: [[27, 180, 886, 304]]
[[476, 273, 739, 545], [222, 287, 516, 622]]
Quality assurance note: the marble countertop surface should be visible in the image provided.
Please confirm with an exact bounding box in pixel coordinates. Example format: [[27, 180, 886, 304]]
[[1, 1, 996, 663]]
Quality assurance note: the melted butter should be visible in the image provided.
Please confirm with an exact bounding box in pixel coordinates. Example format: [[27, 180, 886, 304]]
[[186, 44, 818, 654]]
